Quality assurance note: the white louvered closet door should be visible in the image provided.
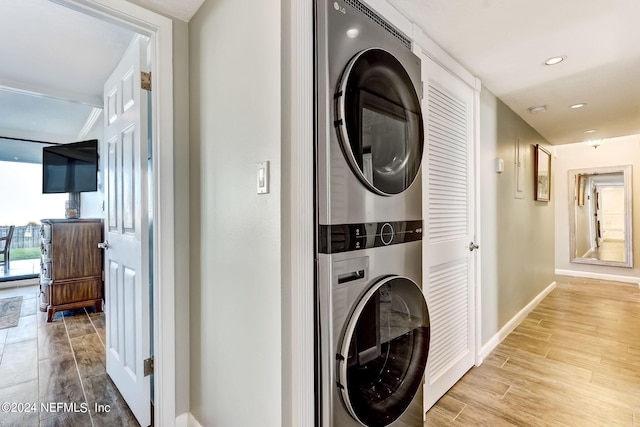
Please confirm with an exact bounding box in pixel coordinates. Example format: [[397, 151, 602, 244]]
[[422, 56, 476, 411]]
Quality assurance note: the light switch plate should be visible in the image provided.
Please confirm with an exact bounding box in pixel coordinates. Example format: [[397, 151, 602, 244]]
[[257, 161, 270, 194]]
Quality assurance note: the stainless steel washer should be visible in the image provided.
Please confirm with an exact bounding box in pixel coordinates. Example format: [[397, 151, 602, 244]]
[[317, 233, 429, 427]]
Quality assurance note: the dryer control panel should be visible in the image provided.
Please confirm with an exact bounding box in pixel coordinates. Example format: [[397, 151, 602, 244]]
[[318, 220, 422, 254]]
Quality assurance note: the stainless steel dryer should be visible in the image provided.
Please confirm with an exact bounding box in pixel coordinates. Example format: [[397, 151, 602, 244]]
[[315, 0, 429, 426], [316, 0, 424, 225]]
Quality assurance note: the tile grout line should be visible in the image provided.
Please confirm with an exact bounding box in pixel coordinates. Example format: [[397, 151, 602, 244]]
[[63, 312, 95, 427], [501, 384, 512, 400], [451, 402, 467, 422], [86, 308, 106, 350]]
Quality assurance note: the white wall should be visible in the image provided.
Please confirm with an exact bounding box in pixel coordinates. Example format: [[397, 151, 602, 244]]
[[80, 112, 105, 219], [554, 134, 640, 279], [189, 1, 283, 426]]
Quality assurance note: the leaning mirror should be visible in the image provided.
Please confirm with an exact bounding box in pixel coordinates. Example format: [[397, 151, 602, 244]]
[[568, 165, 633, 267]]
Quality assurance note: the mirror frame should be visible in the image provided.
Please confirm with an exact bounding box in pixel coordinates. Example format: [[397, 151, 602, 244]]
[[568, 165, 633, 267]]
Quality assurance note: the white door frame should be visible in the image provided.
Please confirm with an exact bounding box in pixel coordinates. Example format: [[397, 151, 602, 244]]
[[52, 1, 175, 424]]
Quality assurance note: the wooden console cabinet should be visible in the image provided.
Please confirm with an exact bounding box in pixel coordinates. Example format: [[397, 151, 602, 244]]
[[39, 219, 103, 322]]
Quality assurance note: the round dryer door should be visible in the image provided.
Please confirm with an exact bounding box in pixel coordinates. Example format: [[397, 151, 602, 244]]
[[337, 276, 430, 426], [335, 48, 424, 196]]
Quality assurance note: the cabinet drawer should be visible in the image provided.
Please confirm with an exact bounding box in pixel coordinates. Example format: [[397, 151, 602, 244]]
[[49, 278, 102, 307]]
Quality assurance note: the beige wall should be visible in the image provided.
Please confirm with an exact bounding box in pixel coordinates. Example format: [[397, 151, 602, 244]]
[[172, 18, 191, 417], [189, 1, 283, 426], [554, 134, 640, 278], [479, 88, 556, 345]]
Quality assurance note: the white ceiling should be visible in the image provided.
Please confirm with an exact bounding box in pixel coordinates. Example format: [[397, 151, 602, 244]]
[[389, 0, 640, 145], [0, 0, 638, 163], [0, 0, 205, 163], [0, 0, 136, 157]]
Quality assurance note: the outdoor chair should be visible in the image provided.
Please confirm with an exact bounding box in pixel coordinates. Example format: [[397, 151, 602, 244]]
[[0, 225, 15, 271]]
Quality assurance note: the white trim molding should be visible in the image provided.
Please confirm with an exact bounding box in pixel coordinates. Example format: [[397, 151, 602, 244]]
[[412, 26, 476, 90], [472, 76, 482, 366], [555, 269, 640, 287], [478, 281, 557, 363], [283, 0, 315, 425]]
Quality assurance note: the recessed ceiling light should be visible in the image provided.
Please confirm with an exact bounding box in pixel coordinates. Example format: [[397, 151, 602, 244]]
[[584, 129, 597, 133], [570, 103, 587, 109], [544, 55, 566, 66], [528, 105, 547, 113]]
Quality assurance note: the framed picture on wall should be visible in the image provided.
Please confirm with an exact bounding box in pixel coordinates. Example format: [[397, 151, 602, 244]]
[[534, 144, 551, 201]]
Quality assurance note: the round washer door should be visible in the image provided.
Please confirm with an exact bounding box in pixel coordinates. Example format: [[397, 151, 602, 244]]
[[335, 48, 424, 196], [337, 276, 430, 426]]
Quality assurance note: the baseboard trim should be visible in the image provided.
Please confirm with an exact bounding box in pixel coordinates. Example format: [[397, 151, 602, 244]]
[[555, 269, 640, 286], [478, 281, 557, 362], [176, 412, 203, 427]]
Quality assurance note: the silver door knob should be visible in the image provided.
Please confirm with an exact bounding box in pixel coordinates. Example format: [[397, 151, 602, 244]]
[[98, 240, 110, 250], [469, 242, 479, 251]]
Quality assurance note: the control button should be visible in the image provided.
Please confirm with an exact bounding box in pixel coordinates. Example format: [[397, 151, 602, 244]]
[[380, 223, 394, 245]]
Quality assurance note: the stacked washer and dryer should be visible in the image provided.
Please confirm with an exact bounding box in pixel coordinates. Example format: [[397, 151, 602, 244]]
[[315, 0, 430, 426]]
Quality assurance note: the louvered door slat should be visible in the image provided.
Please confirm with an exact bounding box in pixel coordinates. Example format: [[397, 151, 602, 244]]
[[423, 55, 476, 412], [427, 84, 468, 243], [427, 259, 469, 380]]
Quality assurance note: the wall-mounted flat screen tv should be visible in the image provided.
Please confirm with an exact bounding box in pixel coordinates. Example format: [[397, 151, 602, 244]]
[[42, 139, 98, 193]]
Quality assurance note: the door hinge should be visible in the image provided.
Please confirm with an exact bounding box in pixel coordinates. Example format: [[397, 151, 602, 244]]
[[144, 357, 154, 376], [141, 71, 152, 91]]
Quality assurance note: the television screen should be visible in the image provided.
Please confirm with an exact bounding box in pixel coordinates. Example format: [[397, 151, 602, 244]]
[[43, 139, 98, 193]]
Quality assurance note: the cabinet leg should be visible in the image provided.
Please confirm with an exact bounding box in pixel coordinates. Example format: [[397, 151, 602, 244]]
[[96, 299, 103, 312], [46, 308, 54, 323]]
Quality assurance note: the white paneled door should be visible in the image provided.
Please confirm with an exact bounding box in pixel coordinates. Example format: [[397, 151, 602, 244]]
[[103, 35, 151, 427], [422, 56, 477, 411]]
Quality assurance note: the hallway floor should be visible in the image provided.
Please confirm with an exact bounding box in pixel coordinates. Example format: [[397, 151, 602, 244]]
[[0, 284, 139, 427], [425, 276, 640, 426]]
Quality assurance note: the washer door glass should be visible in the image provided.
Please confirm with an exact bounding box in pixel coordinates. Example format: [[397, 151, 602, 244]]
[[338, 276, 430, 426], [336, 48, 424, 196]]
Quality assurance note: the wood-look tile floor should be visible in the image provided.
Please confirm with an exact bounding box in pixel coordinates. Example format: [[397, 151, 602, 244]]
[[425, 276, 640, 426], [0, 285, 139, 427]]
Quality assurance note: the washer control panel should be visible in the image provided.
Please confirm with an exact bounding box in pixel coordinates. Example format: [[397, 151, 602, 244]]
[[318, 220, 422, 254]]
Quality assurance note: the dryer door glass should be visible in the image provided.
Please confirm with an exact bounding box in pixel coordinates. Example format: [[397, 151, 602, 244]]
[[336, 48, 424, 196], [338, 276, 430, 426]]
